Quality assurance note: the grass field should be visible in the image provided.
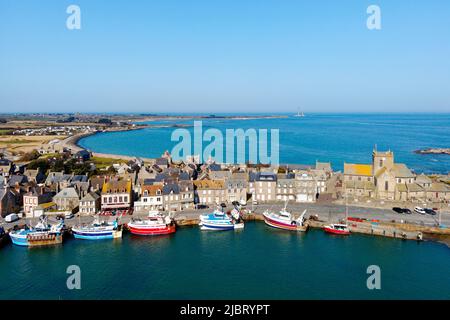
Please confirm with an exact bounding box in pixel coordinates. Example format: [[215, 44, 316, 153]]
[[91, 156, 127, 169]]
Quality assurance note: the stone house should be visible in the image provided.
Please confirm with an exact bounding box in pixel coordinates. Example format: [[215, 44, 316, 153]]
[[249, 172, 277, 203], [79, 191, 101, 215], [134, 184, 164, 212], [225, 172, 248, 204], [23, 186, 54, 217], [53, 187, 80, 211], [193, 179, 227, 206]]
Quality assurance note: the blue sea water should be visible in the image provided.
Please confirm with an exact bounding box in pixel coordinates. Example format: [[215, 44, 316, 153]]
[[1, 223, 449, 300], [79, 113, 450, 173]]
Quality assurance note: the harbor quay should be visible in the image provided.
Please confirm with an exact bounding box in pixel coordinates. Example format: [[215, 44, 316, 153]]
[[2, 201, 449, 244]]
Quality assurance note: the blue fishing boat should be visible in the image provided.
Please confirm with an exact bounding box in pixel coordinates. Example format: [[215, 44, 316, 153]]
[[9, 215, 65, 247], [72, 217, 122, 240], [199, 206, 244, 231]]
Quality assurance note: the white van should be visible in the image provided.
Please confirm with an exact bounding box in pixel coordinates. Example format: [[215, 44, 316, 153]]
[[5, 213, 19, 223]]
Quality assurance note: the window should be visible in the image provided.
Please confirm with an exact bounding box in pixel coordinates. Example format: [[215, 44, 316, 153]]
[[385, 181, 388, 191], [379, 160, 383, 167]]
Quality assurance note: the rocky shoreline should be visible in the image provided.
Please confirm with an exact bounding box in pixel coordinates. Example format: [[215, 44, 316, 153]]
[[414, 148, 450, 155]]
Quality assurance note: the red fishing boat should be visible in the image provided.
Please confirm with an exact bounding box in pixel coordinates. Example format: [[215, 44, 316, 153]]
[[127, 212, 176, 235], [323, 223, 350, 235]]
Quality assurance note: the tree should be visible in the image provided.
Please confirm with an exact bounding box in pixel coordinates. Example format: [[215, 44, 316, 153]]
[[20, 150, 41, 162]]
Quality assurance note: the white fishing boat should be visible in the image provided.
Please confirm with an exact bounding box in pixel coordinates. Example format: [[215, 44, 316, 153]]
[[72, 217, 122, 240], [263, 202, 308, 231], [199, 205, 244, 231]]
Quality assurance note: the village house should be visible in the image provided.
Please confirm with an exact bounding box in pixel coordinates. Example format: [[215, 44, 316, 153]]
[[79, 191, 101, 215], [101, 178, 133, 214], [0, 159, 13, 177], [53, 187, 80, 212], [23, 186, 54, 217], [276, 174, 296, 202], [45, 172, 73, 192], [161, 183, 183, 211], [134, 184, 164, 212], [294, 171, 318, 202], [193, 179, 227, 206], [179, 180, 195, 210], [249, 172, 277, 203], [90, 176, 106, 192], [225, 172, 248, 204], [23, 168, 46, 184], [0, 186, 20, 217]]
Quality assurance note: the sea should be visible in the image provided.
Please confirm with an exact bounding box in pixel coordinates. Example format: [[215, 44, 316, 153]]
[[78, 113, 450, 174], [1, 223, 449, 300]]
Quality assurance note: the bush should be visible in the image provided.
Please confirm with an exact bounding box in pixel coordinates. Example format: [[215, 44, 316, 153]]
[[20, 150, 41, 162]]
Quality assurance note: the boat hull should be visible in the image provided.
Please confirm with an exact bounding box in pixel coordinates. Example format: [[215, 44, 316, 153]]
[[73, 229, 122, 240], [323, 227, 350, 235], [128, 224, 176, 236], [200, 222, 235, 231], [10, 232, 63, 247], [263, 215, 305, 231]]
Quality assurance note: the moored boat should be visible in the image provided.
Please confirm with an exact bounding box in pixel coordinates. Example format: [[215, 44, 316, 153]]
[[263, 204, 308, 232], [323, 223, 350, 235], [199, 206, 244, 231], [72, 217, 122, 240], [127, 211, 176, 235], [9, 215, 65, 247]]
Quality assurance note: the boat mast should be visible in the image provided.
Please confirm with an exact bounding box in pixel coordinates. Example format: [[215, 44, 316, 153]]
[[345, 189, 348, 224]]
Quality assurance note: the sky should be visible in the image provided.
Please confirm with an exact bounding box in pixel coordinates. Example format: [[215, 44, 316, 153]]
[[0, 0, 449, 113]]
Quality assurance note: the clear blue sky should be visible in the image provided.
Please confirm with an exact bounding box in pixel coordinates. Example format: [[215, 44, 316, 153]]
[[1, 0, 449, 113]]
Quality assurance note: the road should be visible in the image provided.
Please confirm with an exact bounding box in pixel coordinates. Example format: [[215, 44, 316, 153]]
[[1, 202, 448, 230]]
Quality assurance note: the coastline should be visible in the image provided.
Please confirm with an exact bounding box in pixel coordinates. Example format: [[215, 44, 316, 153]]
[[62, 129, 157, 162]]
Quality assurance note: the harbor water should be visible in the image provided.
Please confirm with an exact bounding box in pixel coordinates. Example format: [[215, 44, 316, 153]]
[[1, 222, 449, 300]]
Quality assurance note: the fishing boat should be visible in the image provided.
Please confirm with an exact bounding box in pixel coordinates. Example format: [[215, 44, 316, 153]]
[[323, 192, 351, 235], [72, 217, 122, 240], [9, 215, 65, 247], [127, 211, 176, 235], [199, 206, 244, 231], [323, 223, 350, 235], [263, 204, 308, 231]]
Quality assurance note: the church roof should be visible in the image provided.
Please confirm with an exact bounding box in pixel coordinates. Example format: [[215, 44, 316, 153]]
[[344, 163, 372, 176], [393, 164, 414, 178]]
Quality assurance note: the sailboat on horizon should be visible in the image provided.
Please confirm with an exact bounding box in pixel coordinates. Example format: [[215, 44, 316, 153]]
[[294, 108, 305, 117]]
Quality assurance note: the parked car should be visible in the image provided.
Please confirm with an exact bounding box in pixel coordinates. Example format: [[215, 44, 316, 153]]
[[392, 207, 404, 214], [55, 214, 65, 221], [403, 208, 412, 214], [65, 212, 74, 219], [424, 208, 437, 215], [5, 213, 19, 223], [414, 207, 427, 215]]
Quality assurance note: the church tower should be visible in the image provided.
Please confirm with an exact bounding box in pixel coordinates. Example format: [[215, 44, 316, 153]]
[[372, 149, 394, 174]]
